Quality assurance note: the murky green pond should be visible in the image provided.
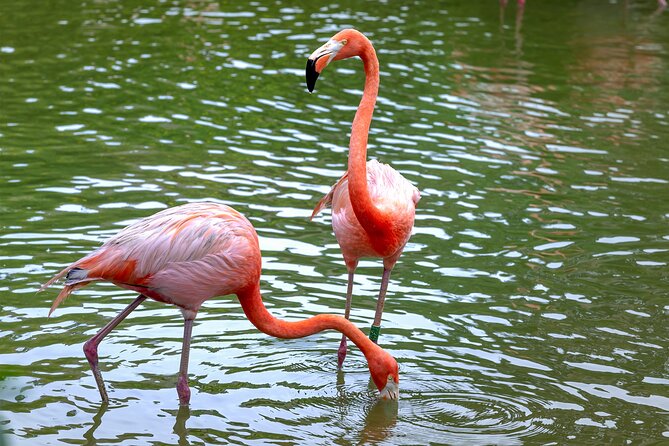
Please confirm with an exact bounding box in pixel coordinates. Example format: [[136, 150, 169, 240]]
[[1, 0, 668, 444]]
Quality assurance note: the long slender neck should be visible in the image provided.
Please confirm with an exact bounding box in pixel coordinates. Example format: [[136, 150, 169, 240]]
[[236, 284, 381, 361], [348, 41, 388, 237]]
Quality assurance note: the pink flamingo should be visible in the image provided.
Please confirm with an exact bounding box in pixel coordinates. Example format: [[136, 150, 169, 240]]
[[305, 29, 420, 367], [41, 202, 400, 405], [502, 0, 665, 10], [511, 0, 669, 6]]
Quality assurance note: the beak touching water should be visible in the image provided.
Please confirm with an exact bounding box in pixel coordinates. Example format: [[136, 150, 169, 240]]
[[305, 38, 345, 93], [379, 376, 399, 400]]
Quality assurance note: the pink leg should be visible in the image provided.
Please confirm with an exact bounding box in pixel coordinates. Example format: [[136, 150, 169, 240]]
[[337, 270, 355, 368], [83, 294, 147, 402], [370, 268, 392, 344], [177, 316, 195, 405]]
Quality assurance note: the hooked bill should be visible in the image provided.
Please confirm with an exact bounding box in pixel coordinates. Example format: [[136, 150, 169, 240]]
[[305, 58, 320, 93]]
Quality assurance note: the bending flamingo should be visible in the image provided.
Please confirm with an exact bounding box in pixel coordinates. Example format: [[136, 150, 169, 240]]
[[305, 29, 420, 368], [41, 202, 399, 405]]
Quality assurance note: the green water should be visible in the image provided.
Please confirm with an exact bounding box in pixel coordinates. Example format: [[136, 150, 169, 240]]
[[1, 0, 668, 444]]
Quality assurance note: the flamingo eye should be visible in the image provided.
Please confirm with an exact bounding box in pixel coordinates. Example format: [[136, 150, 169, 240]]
[[340, 39, 348, 45]]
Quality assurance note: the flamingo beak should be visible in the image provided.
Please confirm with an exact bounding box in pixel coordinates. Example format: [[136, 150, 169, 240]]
[[305, 39, 344, 93], [305, 59, 320, 93], [379, 378, 399, 400]]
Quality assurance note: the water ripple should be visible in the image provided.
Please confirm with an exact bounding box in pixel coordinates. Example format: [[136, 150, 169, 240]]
[[1, 0, 669, 444]]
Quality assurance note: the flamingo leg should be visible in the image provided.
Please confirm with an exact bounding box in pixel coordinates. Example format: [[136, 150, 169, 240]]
[[177, 316, 195, 405], [337, 270, 355, 368], [370, 268, 392, 344], [83, 294, 147, 403]]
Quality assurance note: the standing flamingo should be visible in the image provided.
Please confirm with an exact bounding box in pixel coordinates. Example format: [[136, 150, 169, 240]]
[[305, 29, 420, 368], [41, 202, 400, 405]]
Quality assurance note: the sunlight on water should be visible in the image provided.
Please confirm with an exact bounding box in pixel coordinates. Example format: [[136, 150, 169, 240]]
[[1, 0, 669, 444]]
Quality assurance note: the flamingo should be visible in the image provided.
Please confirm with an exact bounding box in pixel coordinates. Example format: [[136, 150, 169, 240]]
[[41, 202, 400, 405], [499, 0, 526, 6], [305, 29, 420, 367]]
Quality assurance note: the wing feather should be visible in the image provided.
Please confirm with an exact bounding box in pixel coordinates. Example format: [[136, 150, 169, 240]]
[[42, 202, 257, 314]]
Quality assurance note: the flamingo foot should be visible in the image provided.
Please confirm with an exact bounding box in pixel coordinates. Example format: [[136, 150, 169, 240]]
[[369, 325, 381, 344], [177, 375, 191, 406], [337, 335, 348, 368]]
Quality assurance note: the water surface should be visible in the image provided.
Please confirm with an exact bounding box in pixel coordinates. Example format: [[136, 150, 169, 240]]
[[1, 0, 668, 444]]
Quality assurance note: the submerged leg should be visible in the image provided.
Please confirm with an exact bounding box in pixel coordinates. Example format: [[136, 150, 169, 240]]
[[83, 294, 147, 402], [370, 268, 392, 344], [177, 316, 195, 405], [337, 270, 355, 368]]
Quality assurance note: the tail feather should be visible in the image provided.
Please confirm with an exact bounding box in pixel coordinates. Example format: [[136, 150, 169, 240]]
[[311, 172, 348, 221], [64, 267, 89, 285], [311, 192, 333, 220], [48, 282, 90, 317], [39, 266, 71, 292], [41, 266, 92, 317]]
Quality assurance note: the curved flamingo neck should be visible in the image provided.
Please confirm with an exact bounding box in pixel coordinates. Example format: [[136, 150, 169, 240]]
[[348, 39, 387, 238], [236, 284, 381, 360]]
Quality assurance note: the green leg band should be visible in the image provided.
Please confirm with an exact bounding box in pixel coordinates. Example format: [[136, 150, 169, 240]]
[[369, 325, 381, 343]]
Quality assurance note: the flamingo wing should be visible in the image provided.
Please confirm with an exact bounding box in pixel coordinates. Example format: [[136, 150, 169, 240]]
[[366, 160, 420, 214], [42, 202, 260, 315], [311, 161, 419, 221]]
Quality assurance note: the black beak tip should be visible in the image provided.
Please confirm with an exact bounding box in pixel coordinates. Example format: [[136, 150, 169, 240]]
[[306, 59, 319, 93]]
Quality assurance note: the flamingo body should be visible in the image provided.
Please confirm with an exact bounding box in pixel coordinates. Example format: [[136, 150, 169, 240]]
[[306, 29, 420, 364], [43, 202, 399, 404], [45, 203, 260, 316], [313, 160, 419, 270]]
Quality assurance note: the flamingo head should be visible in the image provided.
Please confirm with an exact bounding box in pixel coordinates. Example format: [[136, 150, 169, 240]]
[[368, 348, 400, 400], [305, 29, 370, 93]]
